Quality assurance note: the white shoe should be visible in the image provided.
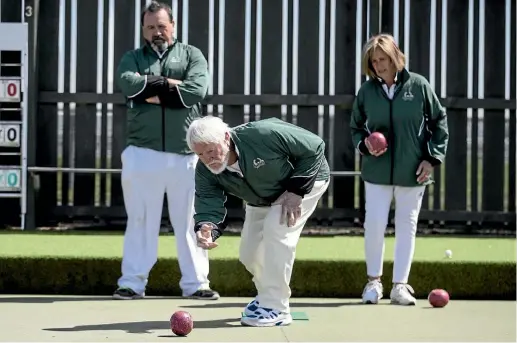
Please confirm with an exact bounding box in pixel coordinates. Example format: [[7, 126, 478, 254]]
[[243, 298, 260, 316], [362, 280, 383, 304], [390, 284, 417, 305], [240, 306, 292, 327]]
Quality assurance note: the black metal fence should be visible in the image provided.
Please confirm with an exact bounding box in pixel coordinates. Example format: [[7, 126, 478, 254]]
[[0, 0, 515, 231]]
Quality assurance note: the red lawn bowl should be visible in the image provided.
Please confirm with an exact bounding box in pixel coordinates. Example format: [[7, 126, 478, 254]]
[[170, 310, 193, 336], [428, 289, 450, 308], [367, 132, 388, 151]]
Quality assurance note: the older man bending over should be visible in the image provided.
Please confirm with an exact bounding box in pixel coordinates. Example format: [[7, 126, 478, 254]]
[[185, 116, 329, 327]]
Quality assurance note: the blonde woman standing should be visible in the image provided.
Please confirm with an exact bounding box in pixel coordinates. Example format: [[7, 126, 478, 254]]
[[350, 34, 449, 305]]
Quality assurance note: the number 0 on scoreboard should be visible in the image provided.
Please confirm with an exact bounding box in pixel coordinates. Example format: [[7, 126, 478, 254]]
[[0, 79, 21, 102], [0, 124, 21, 147], [0, 169, 21, 191]]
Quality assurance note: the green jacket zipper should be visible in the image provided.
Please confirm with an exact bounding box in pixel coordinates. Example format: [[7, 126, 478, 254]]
[[377, 80, 403, 185]]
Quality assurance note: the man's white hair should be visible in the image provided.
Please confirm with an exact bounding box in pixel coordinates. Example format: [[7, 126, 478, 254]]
[[187, 115, 230, 151]]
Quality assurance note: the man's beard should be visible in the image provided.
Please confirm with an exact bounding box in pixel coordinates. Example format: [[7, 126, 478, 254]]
[[207, 145, 230, 175], [151, 38, 168, 52]]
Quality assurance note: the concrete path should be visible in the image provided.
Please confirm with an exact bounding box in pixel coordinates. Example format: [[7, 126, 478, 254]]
[[0, 295, 514, 342]]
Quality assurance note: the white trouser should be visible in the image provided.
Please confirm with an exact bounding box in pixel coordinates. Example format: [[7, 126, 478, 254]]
[[363, 181, 425, 284], [117, 145, 210, 296], [239, 180, 329, 313]]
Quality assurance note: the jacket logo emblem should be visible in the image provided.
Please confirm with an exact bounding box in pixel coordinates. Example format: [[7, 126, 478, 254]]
[[403, 89, 414, 101], [253, 158, 265, 169]]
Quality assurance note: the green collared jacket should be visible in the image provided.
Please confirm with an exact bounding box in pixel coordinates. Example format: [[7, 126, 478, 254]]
[[193, 118, 330, 232], [116, 40, 209, 154], [350, 69, 449, 187]]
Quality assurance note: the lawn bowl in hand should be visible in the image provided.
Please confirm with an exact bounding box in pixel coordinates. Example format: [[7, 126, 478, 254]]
[[367, 132, 388, 151], [428, 289, 450, 308], [170, 311, 193, 336]]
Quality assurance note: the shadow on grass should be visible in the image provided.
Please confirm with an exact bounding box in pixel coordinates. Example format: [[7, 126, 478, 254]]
[[43, 318, 243, 334]]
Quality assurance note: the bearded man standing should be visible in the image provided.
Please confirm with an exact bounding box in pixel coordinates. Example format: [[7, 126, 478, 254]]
[[112, 1, 219, 301], [186, 116, 329, 327]]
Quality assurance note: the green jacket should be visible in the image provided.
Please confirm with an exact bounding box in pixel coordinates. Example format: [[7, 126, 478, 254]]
[[350, 69, 449, 187], [116, 40, 209, 154], [193, 118, 330, 233]]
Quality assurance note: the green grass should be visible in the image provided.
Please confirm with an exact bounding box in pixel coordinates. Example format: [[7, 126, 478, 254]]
[[0, 233, 514, 262]]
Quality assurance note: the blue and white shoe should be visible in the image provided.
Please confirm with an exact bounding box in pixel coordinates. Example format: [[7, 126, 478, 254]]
[[244, 298, 260, 316], [241, 306, 293, 327]]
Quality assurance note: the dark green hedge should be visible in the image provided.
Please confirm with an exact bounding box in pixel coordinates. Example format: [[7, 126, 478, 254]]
[[0, 257, 514, 300]]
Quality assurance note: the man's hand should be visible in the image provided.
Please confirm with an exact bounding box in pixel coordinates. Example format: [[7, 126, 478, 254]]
[[145, 79, 182, 104], [145, 96, 161, 104], [167, 78, 183, 86], [133, 73, 174, 104], [195, 224, 219, 250], [416, 160, 433, 184], [273, 192, 303, 227], [365, 138, 387, 157], [132, 72, 161, 104]]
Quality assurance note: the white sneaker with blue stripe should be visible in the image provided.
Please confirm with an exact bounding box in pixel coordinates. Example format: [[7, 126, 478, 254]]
[[244, 298, 260, 316], [241, 305, 293, 327]]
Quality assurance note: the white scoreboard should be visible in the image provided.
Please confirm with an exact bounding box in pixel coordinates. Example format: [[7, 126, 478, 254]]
[[0, 22, 29, 229], [0, 79, 21, 102]]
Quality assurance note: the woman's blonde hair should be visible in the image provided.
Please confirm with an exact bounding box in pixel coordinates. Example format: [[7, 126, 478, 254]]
[[362, 33, 406, 78]]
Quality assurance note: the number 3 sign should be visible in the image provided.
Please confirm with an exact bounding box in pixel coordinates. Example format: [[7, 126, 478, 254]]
[[0, 79, 21, 102]]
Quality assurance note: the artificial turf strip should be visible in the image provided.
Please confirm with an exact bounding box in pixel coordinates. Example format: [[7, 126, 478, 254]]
[[0, 233, 515, 262]]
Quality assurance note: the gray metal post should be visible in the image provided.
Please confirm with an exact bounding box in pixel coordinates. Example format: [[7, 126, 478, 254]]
[[24, 0, 39, 230]]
